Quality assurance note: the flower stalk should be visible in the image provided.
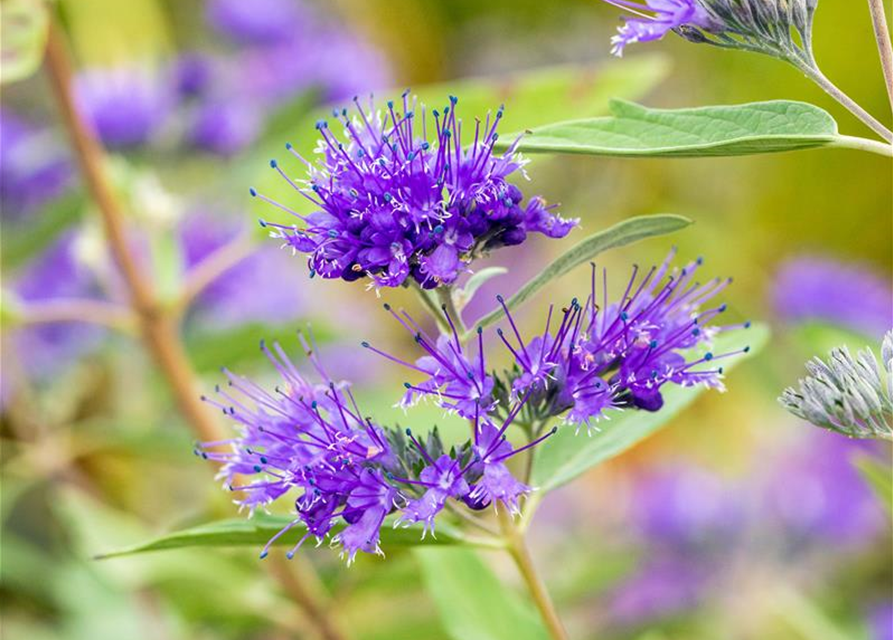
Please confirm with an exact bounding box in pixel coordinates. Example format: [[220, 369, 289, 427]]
[[499, 510, 569, 640], [868, 0, 893, 111], [792, 58, 893, 143], [44, 20, 348, 640]]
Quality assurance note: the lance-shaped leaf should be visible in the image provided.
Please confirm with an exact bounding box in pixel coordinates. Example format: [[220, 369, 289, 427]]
[[414, 548, 549, 640], [97, 513, 471, 560], [504, 100, 838, 157], [466, 214, 691, 338], [531, 324, 769, 492], [456, 267, 508, 310]]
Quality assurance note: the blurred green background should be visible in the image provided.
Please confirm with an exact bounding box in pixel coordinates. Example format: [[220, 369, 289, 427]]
[[1, 0, 890, 639]]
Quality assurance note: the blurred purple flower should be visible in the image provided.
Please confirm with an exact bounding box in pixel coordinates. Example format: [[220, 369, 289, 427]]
[[868, 602, 893, 640], [760, 430, 885, 546], [1, 233, 104, 403], [189, 98, 263, 157], [179, 212, 306, 327], [608, 557, 707, 625], [174, 52, 214, 98], [772, 256, 892, 338], [631, 464, 743, 549], [208, 0, 389, 106], [206, 0, 310, 45], [0, 108, 72, 219], [75, 64, 175, 149]]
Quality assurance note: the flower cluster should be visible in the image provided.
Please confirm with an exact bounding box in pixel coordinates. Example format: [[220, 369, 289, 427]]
[[199, 333, 545, 563], [780, 331, 893, 440], [602, 0, 818, 63], [257, 92, 578, 288], [199, 250, 749, 562], [374, 250, 750, 433]]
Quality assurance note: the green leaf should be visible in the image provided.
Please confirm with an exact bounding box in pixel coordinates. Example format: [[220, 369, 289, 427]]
[[414, 548, 549, 640], [467, 214, 691, 337], [854, 456, 893, 519], [506, 100, 838, 158], [97, 514, 469, 560], [410, 55, 671, 134], [457, 267, 508, 309], [1, 0, 49, 85], [532, 324, 770, 492]]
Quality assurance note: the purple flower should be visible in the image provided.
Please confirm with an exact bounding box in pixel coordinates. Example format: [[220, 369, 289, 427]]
[[465, 421, 540, 515], [206, 0, 390, 108], [256, 92, 578, 288], [189, 98, 263, 157], [363, 304, 495, 419], [603, 0, 712, 56], [0, 108, 72, 219], [759, 430, 886, 546], [199, 334, 552, 561], [631, 464, 743, 549], [178, 212, 306, 328], [199, 336, 398, 562], [397, 454, 469, 537], [206, 0, 310, 45], [772, 256, 893, 339], [868, 602, 893, 640], [608, 557, 707, 625], [75, 64, 174, 149], [1, 233, 104, 402], [173, 53, 213, 98], [493, 250, 750, 429]]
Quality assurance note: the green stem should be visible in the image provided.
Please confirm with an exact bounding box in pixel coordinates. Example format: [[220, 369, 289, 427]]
[[499, 511, 569, 640], [793, 59, 893, 142], [45, 20, 349, 640], [409, 281, 451, 334], [436, 286, 466, 334], [830, 135, 893, 156], [414, 285, 567, 639]]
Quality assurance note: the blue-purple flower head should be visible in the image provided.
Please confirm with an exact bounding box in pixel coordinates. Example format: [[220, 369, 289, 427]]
[[200, 332, 546, 563], [380, 248, 750, 430], [255, 92, 578, 289], [366, 250, 748, 434]]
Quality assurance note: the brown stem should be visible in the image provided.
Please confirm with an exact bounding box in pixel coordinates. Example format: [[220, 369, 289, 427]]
[[17, 299, 136, 332], [43, 24, 225, 444], [175, 233, 256, 316], [868, 0, 893, 112], [498, 511, 569, 640], [44, 21, 349, 640], [267, 554, 348, 640]]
